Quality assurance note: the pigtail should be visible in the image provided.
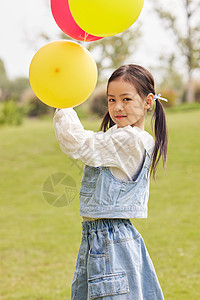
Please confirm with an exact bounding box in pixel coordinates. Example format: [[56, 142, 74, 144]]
[[150, 99, 168, 180], [99, 111, 115, 132]]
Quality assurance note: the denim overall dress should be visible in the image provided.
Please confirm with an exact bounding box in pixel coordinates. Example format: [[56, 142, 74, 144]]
[[71, 151, 164, 300]]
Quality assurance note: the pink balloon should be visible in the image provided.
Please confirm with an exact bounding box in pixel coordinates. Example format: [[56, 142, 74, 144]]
[[51, 0, 103, 42]]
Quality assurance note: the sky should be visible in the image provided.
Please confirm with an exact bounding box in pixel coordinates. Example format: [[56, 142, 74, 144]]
[[0, 0, 183, 81]]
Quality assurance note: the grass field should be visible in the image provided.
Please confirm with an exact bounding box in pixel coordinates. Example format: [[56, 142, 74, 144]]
[[0, 107, 200, 299]]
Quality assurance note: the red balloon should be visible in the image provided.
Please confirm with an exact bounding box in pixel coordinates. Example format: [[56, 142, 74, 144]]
[[51, 0, 103, 42]]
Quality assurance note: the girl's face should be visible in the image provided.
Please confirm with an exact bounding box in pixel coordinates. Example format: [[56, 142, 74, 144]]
[[108, 78, 152, 130]]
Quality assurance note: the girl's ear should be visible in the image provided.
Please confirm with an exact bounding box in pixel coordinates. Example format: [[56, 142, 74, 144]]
[[144, 93, 154, 110]]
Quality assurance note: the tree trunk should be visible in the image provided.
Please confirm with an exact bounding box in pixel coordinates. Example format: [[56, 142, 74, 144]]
[[186, 71, 194, 103], [185, 0, 194, 103]]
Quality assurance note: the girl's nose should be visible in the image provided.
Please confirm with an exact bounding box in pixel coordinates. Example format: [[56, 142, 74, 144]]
[[114, 102, 124, 111]]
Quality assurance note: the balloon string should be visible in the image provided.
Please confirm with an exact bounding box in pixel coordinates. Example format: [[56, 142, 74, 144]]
[[83, 32, 89, 46]]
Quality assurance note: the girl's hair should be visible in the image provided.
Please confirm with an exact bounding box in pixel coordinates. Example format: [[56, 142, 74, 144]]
[[99, 64, 168, 180]]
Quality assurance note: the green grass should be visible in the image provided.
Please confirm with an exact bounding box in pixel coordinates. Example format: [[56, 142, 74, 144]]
[[0, 108, 200, 299]]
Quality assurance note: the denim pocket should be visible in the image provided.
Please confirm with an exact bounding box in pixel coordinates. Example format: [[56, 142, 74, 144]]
[[88, 272, 129, 299], [88, 252, 106, 278], [79, 181, 96, 196]]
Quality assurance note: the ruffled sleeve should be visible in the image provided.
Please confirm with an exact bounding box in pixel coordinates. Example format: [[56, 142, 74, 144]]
[[53, 108, 145, 175]]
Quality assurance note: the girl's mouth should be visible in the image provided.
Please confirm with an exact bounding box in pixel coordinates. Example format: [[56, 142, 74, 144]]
[[115, 116, 127, 119]]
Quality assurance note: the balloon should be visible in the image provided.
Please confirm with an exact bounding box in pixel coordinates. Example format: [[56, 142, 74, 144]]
[[29, 40, 98, 109], [51, 0, 103, 42], [68, 0, 144, 37]]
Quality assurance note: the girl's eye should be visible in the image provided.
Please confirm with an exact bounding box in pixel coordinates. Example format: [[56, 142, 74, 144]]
[[108, 98, 132, 102]]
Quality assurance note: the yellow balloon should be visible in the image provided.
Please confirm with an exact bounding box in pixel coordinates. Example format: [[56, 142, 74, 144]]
[[29, 40, 98, 108], [68, 0, 144, 37]]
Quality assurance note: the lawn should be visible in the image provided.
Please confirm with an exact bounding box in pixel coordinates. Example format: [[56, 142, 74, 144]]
[[0, 107, 200, 299]]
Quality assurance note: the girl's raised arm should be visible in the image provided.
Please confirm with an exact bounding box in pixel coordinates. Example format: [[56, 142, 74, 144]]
[[53, 108, 153, 180]]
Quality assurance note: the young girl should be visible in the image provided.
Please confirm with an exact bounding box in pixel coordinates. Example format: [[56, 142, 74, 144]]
[[53, 64, 168, 299]]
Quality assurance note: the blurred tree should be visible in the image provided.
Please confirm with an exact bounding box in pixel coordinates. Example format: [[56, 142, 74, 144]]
[[11, 77, 30, 101], [85, 27, 141, 82], [0, 58, 10, 101], [158, 55, 183, 104], [151, 0, 200, 103], [20, 88, 54, 117], [0, 100, 25, 126], [0, 59, 7, 80], [0, 58, 29, 102]]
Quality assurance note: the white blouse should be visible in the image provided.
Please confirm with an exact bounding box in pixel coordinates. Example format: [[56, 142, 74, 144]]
[[53, 108, 155, 181]]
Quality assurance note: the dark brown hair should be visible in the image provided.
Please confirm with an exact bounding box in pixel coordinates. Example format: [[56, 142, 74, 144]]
[[99, 64, 168, 180]]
